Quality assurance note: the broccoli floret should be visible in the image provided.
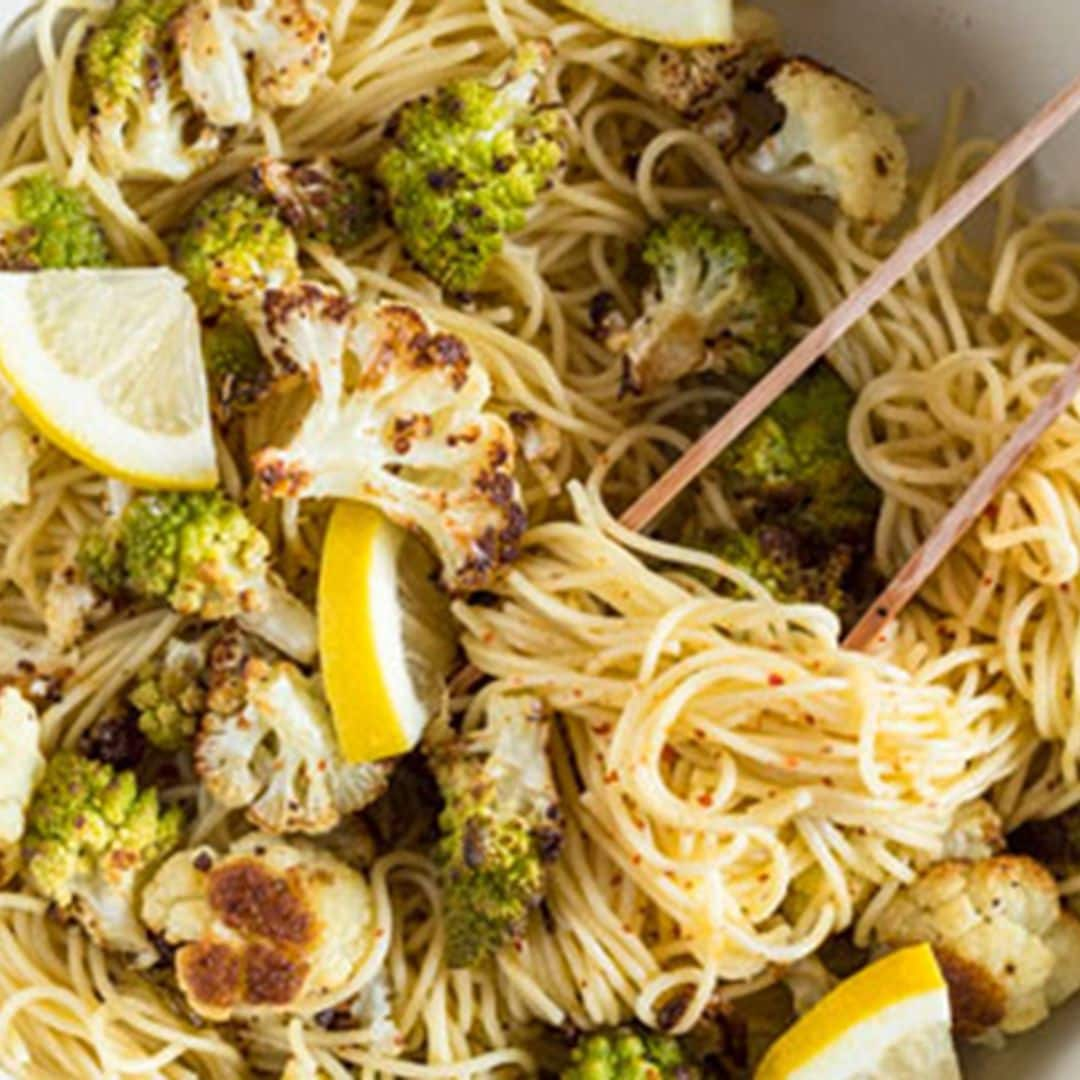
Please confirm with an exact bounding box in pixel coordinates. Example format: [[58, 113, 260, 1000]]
[[376, 42, 567, 294], [562, 1027, 692, 1079], [129, 637, 209, 750], [719, 366, 880, 545], [607, 213, 799, 393], [83, 0, 222, 181], [77, 491, 317, 661], [0, 174, 113, 270], [21, 750, 183, 957], [427, 696, 562, 967], [748, 58, 909, 225], [174, 187, 300, 314], [251, 156, 379, 251]]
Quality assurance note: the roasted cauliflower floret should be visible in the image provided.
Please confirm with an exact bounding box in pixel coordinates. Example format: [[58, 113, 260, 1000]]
[[718, 366, 881, 545], [644, 7, 782, 153], [253, 301, 526, 593], [195, 630, 393, 834], [174, 0, 330, 128], [77, 490, 317, 662], [604, 213, 799, 393], [0, 174, 113, 270], [748, 58, 909, 225], [142, 833, 375, 1020], [428, 695, 562, 968], [873, 856, 1080, 1042], [941, 800, 1005, 862], [0, 390, 37, 511], [0, 689, 45, 886], [22, 750, 183, 958], [130, 636, 210, 750], [174, 187, 301, 315], [251, 156, 379, 251], [82, 0, 223, 180], [376, 42, 568, 294]]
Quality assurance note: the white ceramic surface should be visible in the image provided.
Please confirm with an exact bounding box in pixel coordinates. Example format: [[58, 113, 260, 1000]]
[[1, 1, 1079, 1076]]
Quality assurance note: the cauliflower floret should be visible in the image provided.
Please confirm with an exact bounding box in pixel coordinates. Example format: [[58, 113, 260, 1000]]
[[427, 695, 562, 967], [22, 750, 184, 958], [873, 855, 1080, 1042], [0, 388, 37, 511], [174, 0, 331, 127], [0, 689, 45, 885], [644, 7, 782, 153], [195, 630, 393, 834], [141, 833, 376, 1021], [252, 301, 526, 593], [940, 800, 1005, 862], [748, 58, 909, 224]]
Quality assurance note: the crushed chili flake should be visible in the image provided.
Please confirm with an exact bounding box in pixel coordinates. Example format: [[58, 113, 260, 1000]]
[[768, 673, 784, 687], [697, 793, 714, 808]]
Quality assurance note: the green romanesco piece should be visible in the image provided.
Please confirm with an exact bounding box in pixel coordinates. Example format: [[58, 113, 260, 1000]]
[[129, 638, 209, 750], [251, 156, 379, 251], [174, 187, 300, 313], [616, 212, 799, 392], [77, 491, 272, 620], [719, 366, 881, 544], [428, 696, 562, 967], [376, 42, 567, 293], [201, 313, 269, 415], [0, 174, 113, 269], [562, 1027, 691, 1080], [83, 0, 185, 112], [21, 750, 183, 953]]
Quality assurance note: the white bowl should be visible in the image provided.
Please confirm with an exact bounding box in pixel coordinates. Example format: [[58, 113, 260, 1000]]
[[2, 1, 1079, 1076]]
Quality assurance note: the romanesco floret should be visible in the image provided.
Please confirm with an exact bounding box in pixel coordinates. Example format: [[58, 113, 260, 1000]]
[[873, 855, 1080, 1043], [21, 749, 183, 957], [195, 629, 393, 834], [83, 0, 330, 181], [83, 0, 223, 180], [201, 312, 270, 416], [748, 58, 909, 225], [77, 491, 317, 661], [129, 636, 209, 750], [0, 174, 113, 270], [605, 212, 799, 393], [376, 42, 567, 294], [252, 300, 527, 593], [427, 695, 562, 967], [718, 366, 880, 546], [174, 187, 301, 314], [251, 156, 379, 251], [644, 7, 782, 154], [561, 1027, 691, 1080], [0, 689, 45, 886], [141, 832, 375, 1020]]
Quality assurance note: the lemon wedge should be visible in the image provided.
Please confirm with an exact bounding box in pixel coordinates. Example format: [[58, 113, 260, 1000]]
[[557, 0, 733, 46], [0, 268, 217, 489], [319, 502, 458, 763], [755, 945, 961, 1080]]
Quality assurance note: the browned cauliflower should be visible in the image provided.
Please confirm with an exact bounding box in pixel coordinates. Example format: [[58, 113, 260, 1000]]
[[0, 390, 36, 511], [174, 0, 331, 128], [873, 855, 1080, 1043], [141, 833, 376, 1021], [940, 800, 1005, 862], [195, 630, 393, 834], [644, 7, 782, 153], [252, 301, 526, 592], [748, 58, 909, 224], [0, 688, 45, 885]]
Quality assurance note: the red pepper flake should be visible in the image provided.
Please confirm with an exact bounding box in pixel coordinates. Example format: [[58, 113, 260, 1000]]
[[604, 769, 620, 784], [694, 727, 706, 739], [698, 793, 714, 808], [593, 723, 613, 737], [768, 673, 784, 687], [784, 755, 800, 769], [661, 746, 677, 766], [632, 854, 643, 866], [822, 777, 835, 788], [985, 502, 998, 521], [982, 576, 993, 586]]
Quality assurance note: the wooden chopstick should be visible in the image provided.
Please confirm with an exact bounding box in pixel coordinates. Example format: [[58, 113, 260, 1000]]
[[842, 349, 1080, 650], [620, 70, 1080, 534]]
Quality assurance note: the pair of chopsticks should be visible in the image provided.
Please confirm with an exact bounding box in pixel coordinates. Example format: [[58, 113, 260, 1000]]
[[619, 70, 1080, 652]]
